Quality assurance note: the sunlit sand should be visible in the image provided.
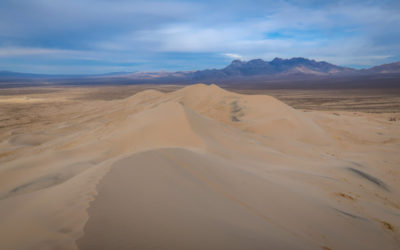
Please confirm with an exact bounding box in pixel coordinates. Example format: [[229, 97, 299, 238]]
[[0, 84, 399, 249]]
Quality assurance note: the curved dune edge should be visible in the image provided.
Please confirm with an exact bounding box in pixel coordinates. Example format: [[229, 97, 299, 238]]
[[0, 84, 399, 249]]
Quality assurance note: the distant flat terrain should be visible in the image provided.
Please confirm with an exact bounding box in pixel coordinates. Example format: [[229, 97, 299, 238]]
[[1, 85, 399, 113], [229, 88, 400, 113]]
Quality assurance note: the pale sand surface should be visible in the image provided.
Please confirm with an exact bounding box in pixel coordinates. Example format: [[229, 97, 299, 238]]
[[77, 148, 395, 250], [0, 84, 399, 249], [77, 149, 304, 249]]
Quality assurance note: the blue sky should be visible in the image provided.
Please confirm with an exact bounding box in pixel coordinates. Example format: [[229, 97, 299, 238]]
[[0, 0, 399, 74]]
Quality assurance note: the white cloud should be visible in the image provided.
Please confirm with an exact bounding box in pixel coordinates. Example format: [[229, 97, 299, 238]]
[[222, 53, 243, 60]]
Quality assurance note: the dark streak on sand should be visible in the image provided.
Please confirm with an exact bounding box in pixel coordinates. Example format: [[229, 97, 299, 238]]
[[8, 174, 65, 196], [347, 167, 389, 191], [335, 208, 364, 220], [2, 162, 93, 200]]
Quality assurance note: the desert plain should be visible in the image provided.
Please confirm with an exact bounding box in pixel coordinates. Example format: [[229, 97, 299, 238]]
[[0, 84, 399, 249]]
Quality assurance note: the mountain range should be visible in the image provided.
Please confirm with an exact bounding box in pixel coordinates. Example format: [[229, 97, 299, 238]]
[[188, 57, 356, 80], [1, 57, 400, 88]]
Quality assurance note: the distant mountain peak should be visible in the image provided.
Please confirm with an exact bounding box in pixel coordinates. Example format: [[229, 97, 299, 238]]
[[248, 58, 265, 63], [217, 57, 351, 78], [230, 59, 245, 65], [271, 57, 283, 63]]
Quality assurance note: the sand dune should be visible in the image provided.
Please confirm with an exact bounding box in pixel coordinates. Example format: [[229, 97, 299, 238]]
[[0, 84, 399, 249]]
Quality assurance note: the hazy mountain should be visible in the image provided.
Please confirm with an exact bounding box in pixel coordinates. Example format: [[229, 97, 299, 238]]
[[0, 71, 51, 78], [0, 70, 135, 79], [190, 58, 354, 80], [363, 61, 400, 74]]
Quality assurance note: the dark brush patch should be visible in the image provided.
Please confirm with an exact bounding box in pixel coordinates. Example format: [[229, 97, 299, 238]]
[[230, 101, 241, 113], [336, 192, 356, 200], [380, 220, 396, 232], [231, 116, 240, 122], [347, 167, 389, 191], [230, 100, 243, 122]]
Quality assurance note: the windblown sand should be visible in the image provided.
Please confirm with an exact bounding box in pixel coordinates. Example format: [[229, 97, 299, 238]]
[[0, 84, 399, 249]]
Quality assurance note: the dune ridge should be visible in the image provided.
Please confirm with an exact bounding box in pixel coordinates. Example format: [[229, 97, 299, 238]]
[[0, 84, 399, 249]]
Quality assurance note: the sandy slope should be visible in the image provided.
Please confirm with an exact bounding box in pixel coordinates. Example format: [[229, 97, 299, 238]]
[[0, 84, 399, 249]]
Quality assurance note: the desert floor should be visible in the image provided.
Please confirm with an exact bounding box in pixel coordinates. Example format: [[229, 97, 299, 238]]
[[0, 84, 399, 249]]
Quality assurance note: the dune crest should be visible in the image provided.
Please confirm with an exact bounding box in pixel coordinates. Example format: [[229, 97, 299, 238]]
[[169, 84, 331, 144], [106, 101, 205, 153]]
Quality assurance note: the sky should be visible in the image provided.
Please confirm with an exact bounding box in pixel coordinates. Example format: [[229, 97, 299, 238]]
[[0, 0, 399, 74]]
